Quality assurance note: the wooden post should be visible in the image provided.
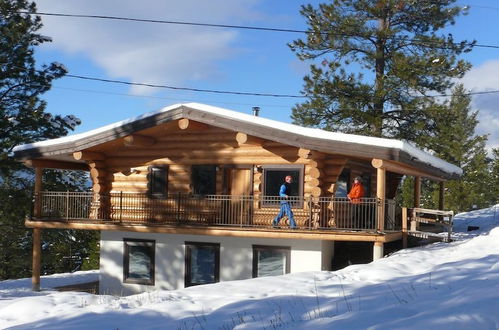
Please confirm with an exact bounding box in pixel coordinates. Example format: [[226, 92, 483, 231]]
[[376, 167, 386, 231], [373, 241, 384, 260], [34, 167, 43, 218], [402, 207, 408, 248], [414, 176, 421, 208], [32, 228, 42, 291], [439, 182, 445, 210]]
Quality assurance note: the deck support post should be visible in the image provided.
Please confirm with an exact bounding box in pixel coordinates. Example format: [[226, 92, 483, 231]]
[[402, 207, 408, 249], [32, 228, 42, 291], [32, 167, 44, 291], [414, 176, 421, 208], [439, 182, 445, 210], [376, 167, 386, 231], [373, 241, 384, 260]]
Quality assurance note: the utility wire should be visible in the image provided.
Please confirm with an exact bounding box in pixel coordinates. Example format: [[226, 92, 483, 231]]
[[19, 11, 498, 49], [64, 74, 305, 98], [63, 73, 499, 98]]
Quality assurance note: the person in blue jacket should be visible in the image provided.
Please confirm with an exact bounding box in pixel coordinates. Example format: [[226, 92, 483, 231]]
[[272, 175, 297, 229]]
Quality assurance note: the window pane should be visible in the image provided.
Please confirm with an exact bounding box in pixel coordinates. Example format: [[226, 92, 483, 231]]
[[264, 170, 300, 196], [187, 244, 218, 286], [257, 250, 286, 277], [149, 166, 167, 197], [129, 245, 152, 280], [124, 239, 155, 285], [192, 165, 216, 195], [336, 169, 350, 197]]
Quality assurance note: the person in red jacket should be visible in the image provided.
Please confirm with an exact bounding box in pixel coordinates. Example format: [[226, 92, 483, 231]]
[[348, 176, 365, 203], [347, 176, 365, 224]]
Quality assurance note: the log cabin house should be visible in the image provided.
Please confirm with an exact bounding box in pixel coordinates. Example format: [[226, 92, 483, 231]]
[[13, 103, 461, 295]]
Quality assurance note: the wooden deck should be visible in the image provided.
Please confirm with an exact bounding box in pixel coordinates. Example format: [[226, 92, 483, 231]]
[[25, 219, 403, 243]]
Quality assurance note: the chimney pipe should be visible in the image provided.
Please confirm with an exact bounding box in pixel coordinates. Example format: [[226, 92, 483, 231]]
[[252, 106, 260, 117]]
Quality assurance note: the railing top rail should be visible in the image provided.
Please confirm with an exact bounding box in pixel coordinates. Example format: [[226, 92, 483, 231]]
[[411, 207, 454, 216]]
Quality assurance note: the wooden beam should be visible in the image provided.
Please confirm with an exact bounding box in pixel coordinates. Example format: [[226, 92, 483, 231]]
[[236, 132, 264, 146], [123, 134, 156, 147], [439, 181, 445, 210], [34, 167, 43, 218], [25, 220, 401, 242], [371, 158, 444, 182], [32, 228, 42, 291], [73, 151, 106, 161], [178, 118, 209, 131], [298, 148, 312, 159], [24, 159, 89, 171], [414, 176, 421, 208], [402, 207, 408, 248], [376, 167, 386, 231]]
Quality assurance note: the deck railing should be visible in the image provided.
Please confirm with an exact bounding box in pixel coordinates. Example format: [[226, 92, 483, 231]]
[[35, 192, 401, 231]]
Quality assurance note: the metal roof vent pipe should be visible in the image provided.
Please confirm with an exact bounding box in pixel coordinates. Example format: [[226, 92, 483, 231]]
[[252, 106, 260, 117]]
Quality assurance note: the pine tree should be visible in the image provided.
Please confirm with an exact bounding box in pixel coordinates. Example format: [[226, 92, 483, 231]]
[[289, 0, 474, 140], [420, 85, 490, 212], [1, 0, 80, 175], [0, 1, 99, 279], [490, 149, 499, 205]]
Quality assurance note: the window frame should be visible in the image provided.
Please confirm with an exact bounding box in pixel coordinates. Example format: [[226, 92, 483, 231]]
[[261, 165, 304, 207], [147, 165, 168, 199], [123, 238, 156, 286], [252, 245, 291, 278], [184, 241, 220, 287], [191, 165, 217, 196]]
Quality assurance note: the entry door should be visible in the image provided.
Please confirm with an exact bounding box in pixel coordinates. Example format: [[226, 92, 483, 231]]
[[225, 168, 252, 225]]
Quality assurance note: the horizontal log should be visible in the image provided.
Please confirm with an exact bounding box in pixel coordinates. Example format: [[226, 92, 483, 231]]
[[157, 133, 237, 143], [73, 151, 106, 161], [178, 118, 209, 131], [106, 145, 302, 158], [298, 148, 312, 159], [123, 134, 156, 147], [236, 132, 264, 146], [323, 166, 344, 176], [93, 183, 110, 193], [304, 177, 319, 186], [324, 158, 348, 165], [106, 156, 314, 167], [24, 159, 89, 171], [305, 167, 322, 179], [87, 161, 106, 169], [371, 159, 443, 181]]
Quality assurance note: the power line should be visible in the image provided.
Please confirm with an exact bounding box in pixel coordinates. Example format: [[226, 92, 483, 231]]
[[64, 74, 305, 98], [19, 11, 499, 50], [64, 72, 499, 99], [51, 85, 294, 108]]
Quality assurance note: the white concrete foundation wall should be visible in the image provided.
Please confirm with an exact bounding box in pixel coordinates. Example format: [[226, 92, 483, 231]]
[[100, 231, 334, 295]]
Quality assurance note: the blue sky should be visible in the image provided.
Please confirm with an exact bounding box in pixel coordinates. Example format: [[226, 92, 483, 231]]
[[34, 1, 498, 150]]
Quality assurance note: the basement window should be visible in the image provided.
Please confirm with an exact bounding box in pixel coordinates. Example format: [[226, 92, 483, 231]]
[[123, 239, 155, 285], [252, 245, 290, 277], [185, 242, 220, 287]]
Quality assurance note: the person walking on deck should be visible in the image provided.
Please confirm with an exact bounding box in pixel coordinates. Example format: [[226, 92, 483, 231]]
[[272, 175, 297, 229]]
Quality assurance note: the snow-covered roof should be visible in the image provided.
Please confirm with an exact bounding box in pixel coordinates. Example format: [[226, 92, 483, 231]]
[[13, 102, 462, 179]]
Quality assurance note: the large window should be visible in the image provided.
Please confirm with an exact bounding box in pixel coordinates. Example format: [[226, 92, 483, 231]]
[[192, 165, 217, 196], [252, 245, 290, 278], [262, 165, 303, 206], [148, 165, 168, 198], [123, 239, 155, 285], [335, 169, 351, 198], [185, 242, 220, 287]]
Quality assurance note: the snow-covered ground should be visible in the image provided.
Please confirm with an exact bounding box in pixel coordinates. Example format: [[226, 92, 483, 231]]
[[1, 205, 498, 329]]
